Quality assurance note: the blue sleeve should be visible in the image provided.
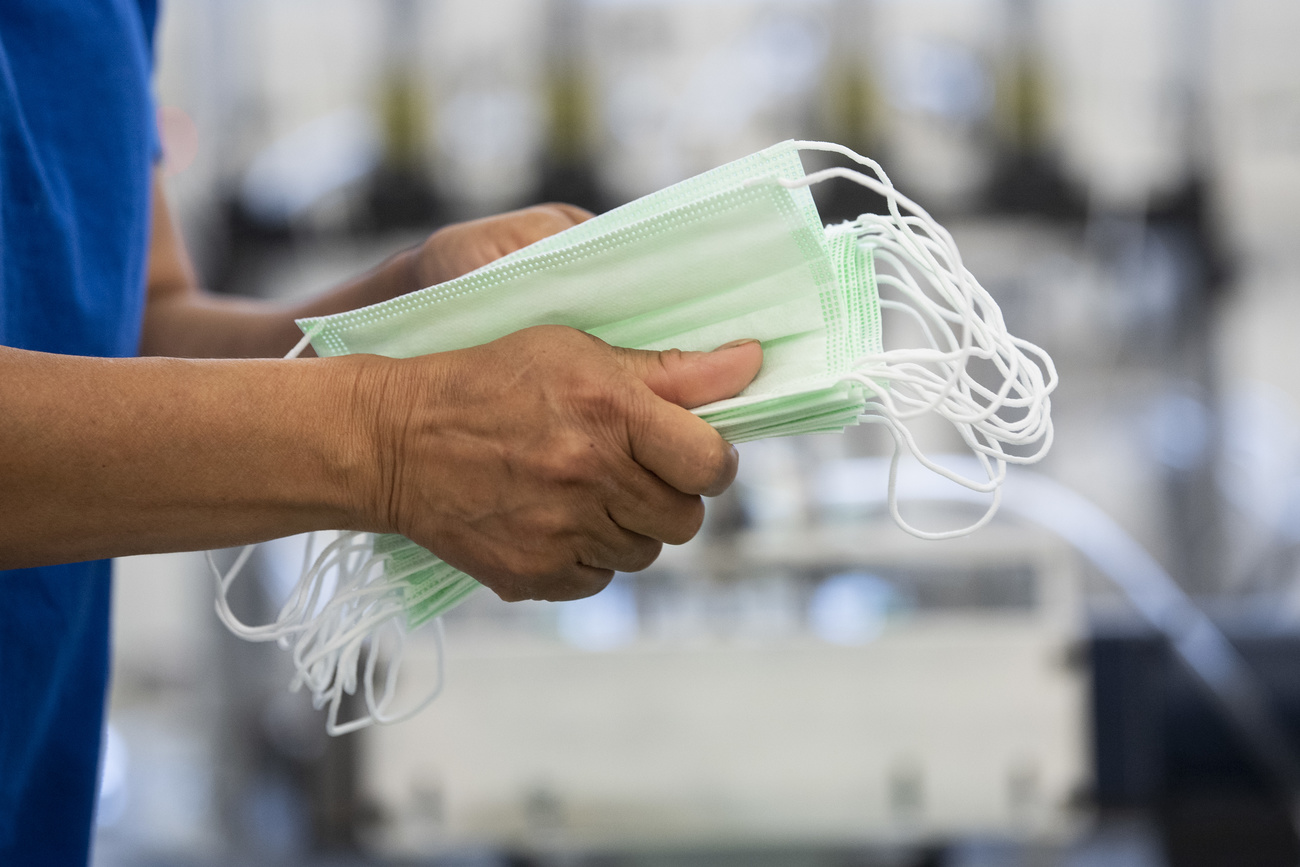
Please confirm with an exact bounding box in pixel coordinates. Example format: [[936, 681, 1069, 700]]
[[138, 0, 163, 161]]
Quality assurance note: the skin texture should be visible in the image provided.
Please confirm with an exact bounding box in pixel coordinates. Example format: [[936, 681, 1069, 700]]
[[368, 327, 761, 601], [0, 173, 763, 602]]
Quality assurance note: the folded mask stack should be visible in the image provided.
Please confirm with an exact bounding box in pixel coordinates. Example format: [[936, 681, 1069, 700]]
[[212, 140, 1057, 734]]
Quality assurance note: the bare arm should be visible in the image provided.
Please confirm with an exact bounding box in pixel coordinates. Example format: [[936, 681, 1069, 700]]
[[0, 331, 761, 601], [1, 176, 764, 601], [137, 171, 594, 359], [0, 348, 377, 565]]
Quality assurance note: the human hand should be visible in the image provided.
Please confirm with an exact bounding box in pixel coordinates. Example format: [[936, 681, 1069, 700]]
[[351, 326, 763, 603], [409, 203, 594, 289]]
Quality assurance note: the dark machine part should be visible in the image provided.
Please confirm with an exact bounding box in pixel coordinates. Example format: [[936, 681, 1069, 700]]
[[534, 0, 608, 216], [367, 0, 441, 230], [1092, 623, 1300, 867]]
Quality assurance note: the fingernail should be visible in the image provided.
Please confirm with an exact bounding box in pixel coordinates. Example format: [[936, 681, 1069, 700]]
[[715, 338, 760, 351]]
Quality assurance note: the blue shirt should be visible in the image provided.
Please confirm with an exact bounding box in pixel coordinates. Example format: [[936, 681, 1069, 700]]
[[0, 1, 158, 863]]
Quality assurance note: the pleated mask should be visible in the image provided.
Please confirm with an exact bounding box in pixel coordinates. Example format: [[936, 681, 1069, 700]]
[[212, 140, 1057, 734]]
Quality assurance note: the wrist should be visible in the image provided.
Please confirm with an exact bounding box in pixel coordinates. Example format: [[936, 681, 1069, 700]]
[[330, 352, 448, 538], [315, 354, 391, 534]]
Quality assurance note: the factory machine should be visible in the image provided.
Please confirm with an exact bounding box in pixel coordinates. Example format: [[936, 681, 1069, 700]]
[[360, 520, 1090, 857]]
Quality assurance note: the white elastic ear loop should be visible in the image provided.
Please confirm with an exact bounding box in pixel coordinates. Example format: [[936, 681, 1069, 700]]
[[791, 141, 981, 322], [861, 262, 1040, 436], [283, 542, 447, 736], [285, 328, 314, 361], [790, 147, 1055, 412], [318, 607, 446, 736], [767, 140, 1056, 537], [787, 141, 1059, 410], [209, 328, 320, 635], [762, 164, 983, 423], [359, 618, 446, 729], [862, 414, 1004, 540], [209, 545, 261, 635], [210, 327, 449, 734]]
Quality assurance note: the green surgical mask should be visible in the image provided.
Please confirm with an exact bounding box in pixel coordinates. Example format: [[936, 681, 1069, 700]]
[[216, 140, 1057, 735], [299, 142, 880, 442]]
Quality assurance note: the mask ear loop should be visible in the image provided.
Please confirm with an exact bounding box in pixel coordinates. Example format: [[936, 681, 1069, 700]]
[[768, 140, 1057, 539], [362, 616, 446, 727], [306, 551, 447, 736], [210, 325, 448, 735], [209, 325, 324, 640], [788, 142, 1048, 423], [285, 328, 315, 361]]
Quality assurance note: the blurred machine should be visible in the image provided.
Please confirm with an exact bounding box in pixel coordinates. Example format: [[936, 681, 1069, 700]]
[[360, 522, 1089, 858]]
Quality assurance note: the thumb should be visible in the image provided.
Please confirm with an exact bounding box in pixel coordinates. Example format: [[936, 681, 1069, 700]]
[[613, 339, 763, 409]]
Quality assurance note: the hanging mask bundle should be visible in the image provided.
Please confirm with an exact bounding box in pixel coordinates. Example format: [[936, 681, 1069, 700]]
[[211, 140, 1057, 734]]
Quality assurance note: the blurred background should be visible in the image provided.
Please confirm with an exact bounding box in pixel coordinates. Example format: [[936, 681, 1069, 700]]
[[97, 0, 1300, 865]]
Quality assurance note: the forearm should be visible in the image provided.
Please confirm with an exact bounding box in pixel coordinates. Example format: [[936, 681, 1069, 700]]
[[137, 174, 589, 361], [0, 346, 387, 568], [139, 246, 422, 359]]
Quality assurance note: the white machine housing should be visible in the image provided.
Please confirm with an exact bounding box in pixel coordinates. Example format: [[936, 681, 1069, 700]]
[[361, 522, 1089, 857]]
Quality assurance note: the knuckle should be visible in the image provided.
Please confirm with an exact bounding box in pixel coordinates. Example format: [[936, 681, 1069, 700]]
[[663, 496, 706, 545], [493, 584, 529, 604], [505, 553, 574, 601], [689, 439, 735, 494], [533, 540, 576, 575], [499, 541, 556, 580], [538, 210, 575, 232], [483, 553, 542, 602], [537, 434, 602, 485], [570, 569, 615, 601], [533, 202, 568, 218], [654, 347, 680, 367], [624, 538, 663, 573], [541, 565, 612, 602], [659, 348, 686, 372], [570, 375, 625, 421]]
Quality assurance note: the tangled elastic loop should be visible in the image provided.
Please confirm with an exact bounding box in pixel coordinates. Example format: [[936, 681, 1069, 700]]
[[208, 530, 448, 736], [205, 325, 448, 735], [777, 140, 1057, 537]]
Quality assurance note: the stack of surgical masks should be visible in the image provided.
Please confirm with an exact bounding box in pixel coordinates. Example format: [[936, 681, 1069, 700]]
[[212, 140, 1056, 734]]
